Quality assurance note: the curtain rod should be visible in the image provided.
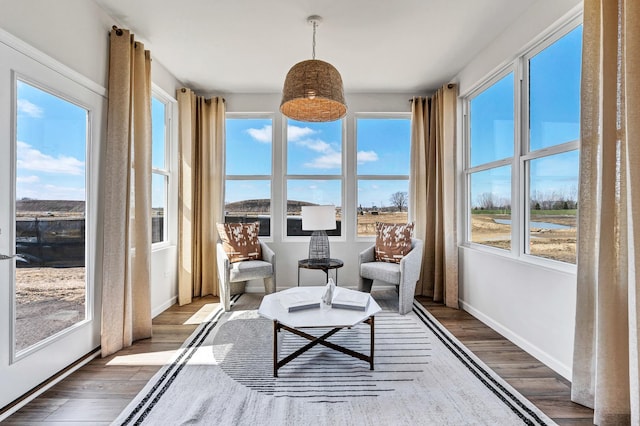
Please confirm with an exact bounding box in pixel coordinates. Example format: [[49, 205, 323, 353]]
[[409, 83, 456, 102]]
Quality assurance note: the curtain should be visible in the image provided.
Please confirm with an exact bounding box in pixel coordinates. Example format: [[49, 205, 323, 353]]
[[177, 88, 225, 305], [571, 0, 640, 424], [101, 27, 152, 357], [409, 84, 459, 308]]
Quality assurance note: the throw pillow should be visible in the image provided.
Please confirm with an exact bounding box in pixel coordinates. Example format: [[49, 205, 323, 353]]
[[374, 222, 414, 263], [216, 222, 262, 263]]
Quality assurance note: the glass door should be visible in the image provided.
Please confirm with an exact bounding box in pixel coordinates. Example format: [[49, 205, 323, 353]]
[[0, 39, 103, 411]]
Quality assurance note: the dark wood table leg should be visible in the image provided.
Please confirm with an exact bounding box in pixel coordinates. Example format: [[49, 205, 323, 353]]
[[273, 320, 279, 377], [369, 315, 375, 370]]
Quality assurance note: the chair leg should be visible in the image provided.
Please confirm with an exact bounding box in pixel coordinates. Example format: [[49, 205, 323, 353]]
[[263, 276, 275, 294], [398, 280, 418, 315], [220, 280, 230, 312], [359, 277, 373, 293]]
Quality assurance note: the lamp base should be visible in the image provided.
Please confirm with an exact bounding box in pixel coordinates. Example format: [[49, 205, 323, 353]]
[[308, 230, 330, 262]]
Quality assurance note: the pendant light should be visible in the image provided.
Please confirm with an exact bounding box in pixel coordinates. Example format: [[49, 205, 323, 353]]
[[280, 15, 347, 122]]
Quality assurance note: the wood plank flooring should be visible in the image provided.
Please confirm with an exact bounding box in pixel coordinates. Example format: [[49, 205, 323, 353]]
[[4, 295, 594, 425]]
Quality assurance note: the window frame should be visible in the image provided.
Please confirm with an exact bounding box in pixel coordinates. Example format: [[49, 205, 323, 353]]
[[283, 117, 346, 241], [354, 112, 412, 240], [224, 112, 275, 239], [151, 85, 175, 248], [462, 15, 582, 272]]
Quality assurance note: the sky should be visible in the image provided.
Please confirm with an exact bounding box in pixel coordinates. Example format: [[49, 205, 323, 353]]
[[16, 80, 87, 202], [469, 25, 582, 209], [225, 117, 411, 208], [14, 25, 581, 213]]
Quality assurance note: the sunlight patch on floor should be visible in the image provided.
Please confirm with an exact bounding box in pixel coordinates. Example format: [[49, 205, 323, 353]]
[[106, 349, 178, 366], [183, 303, 219, 325]]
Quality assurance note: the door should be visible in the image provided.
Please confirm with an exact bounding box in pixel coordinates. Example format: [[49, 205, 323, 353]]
[[0, 38, 104, 410]]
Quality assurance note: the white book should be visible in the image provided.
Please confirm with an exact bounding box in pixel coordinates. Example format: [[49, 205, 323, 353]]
[[279, 292, 320, 312], [331, 287, 370, 311]]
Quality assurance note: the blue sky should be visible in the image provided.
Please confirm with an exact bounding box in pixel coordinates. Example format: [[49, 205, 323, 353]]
[[16, 80, 87, 202], [469, 25, 581, 209], [225, 117, 411, 208], [15, 25, 581, 213]]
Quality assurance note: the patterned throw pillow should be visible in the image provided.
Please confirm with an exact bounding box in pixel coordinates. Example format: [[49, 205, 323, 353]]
[[216, 222, 262, 263], [374, 222, 414, 263]]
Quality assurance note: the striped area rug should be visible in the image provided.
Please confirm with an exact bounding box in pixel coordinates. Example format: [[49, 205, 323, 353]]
[[215, 311, 430, 402], [114, 291, 556, 425]]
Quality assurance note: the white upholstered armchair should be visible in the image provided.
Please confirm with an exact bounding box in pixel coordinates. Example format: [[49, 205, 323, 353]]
[[358, 238, 423, 315], [216, 240, 276, 311]]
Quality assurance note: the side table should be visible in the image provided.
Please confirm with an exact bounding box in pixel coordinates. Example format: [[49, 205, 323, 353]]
[[297, 258, 344, 286]]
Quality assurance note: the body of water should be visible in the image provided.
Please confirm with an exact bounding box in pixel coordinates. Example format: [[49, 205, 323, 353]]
[[493, 218, 572, 230]]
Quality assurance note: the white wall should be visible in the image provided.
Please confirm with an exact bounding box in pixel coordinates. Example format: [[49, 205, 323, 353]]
[[0, 0, 183, 318], [219, 92, 416, 292], [454, 0, 582, 380]]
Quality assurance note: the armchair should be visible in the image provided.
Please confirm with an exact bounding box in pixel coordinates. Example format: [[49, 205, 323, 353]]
[[358, 238, 423, 315], [216, 240, 276, 311]]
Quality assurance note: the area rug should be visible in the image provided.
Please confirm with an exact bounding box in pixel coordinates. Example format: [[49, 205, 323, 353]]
[[113, 291, 555, 425]]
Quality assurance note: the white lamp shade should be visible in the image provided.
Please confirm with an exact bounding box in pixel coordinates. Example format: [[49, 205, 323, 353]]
[[301, 205, 336, 231]]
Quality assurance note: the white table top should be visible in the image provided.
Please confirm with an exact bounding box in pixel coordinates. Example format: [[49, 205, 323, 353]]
[[258, 287, 381, 329]]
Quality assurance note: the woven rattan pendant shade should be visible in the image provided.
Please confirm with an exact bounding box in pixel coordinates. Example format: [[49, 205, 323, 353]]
[[280, 59, 346, 122], [280, 16, 346, 122]]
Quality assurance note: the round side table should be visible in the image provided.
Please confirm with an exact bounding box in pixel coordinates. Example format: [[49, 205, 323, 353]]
[[297, 258, 344, 286]]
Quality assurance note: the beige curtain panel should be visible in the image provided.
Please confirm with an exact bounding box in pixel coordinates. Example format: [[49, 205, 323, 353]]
[[409, 84, 459, 308], [571, 0, 640, 424], [101, 28, 153, 358], [177, 89, 225, 306]]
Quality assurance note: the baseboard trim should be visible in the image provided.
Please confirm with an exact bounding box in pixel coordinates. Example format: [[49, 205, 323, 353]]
[[459, 299, 572, 380], [152, 296, 178, 318], [0, 348, 101, 422]]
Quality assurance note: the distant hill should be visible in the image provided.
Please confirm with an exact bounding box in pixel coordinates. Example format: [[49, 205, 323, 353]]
[[226, 199, 320, 213], [17, 200, 85, 213]]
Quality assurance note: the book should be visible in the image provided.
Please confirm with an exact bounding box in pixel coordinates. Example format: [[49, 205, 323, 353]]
[[279, 292, 320, 312], [331, 287, 370, 311]]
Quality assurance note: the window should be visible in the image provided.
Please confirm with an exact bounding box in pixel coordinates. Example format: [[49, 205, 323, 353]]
[[15, 79, 89, 352], [286, 119, 343, 237], [225, 116, 272, 236], [151, 95, 170, 244], [464, 22, 582, 265], [468, 72, 514, 250], [356, 117, 411, 237], [524, 25, 581, 263]]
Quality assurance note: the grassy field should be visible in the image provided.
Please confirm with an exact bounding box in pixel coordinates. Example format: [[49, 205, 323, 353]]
[[471, 211, 576, 263], [357, 212, 409, 236]]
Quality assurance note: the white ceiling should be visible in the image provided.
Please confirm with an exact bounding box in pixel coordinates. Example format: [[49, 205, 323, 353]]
[[93, 0, 536, 95]]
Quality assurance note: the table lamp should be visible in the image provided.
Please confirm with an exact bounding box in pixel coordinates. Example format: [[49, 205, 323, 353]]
[[301, 205, 336, 262]]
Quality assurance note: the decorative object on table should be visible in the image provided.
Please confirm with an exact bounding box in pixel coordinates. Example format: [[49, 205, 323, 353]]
[[331, 286, 371, 311], [280, 15, 346, 122], [216, 222, 276, 311], [322, 278, 336, 305], [301, 205, 336, 261], [359, 223, 423, 315], [279, 292, 320, 312]]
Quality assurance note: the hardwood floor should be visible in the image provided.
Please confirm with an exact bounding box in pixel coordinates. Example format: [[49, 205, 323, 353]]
[[4, 295, 594, 425]]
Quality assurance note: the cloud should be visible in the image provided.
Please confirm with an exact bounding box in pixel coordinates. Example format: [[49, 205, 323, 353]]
[[295, 138, 333, 153], [246, 125, 272, 143], [288, 125, 316, 141], [17, 99, 43, 118], [357, 150, 379, 164], [304, 152, 342, 169], [17, 175, 40, 184], [17, 141, 84, 175]]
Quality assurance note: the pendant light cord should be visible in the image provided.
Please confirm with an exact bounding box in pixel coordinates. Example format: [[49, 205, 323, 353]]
[[312, 20, 317, 60]]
